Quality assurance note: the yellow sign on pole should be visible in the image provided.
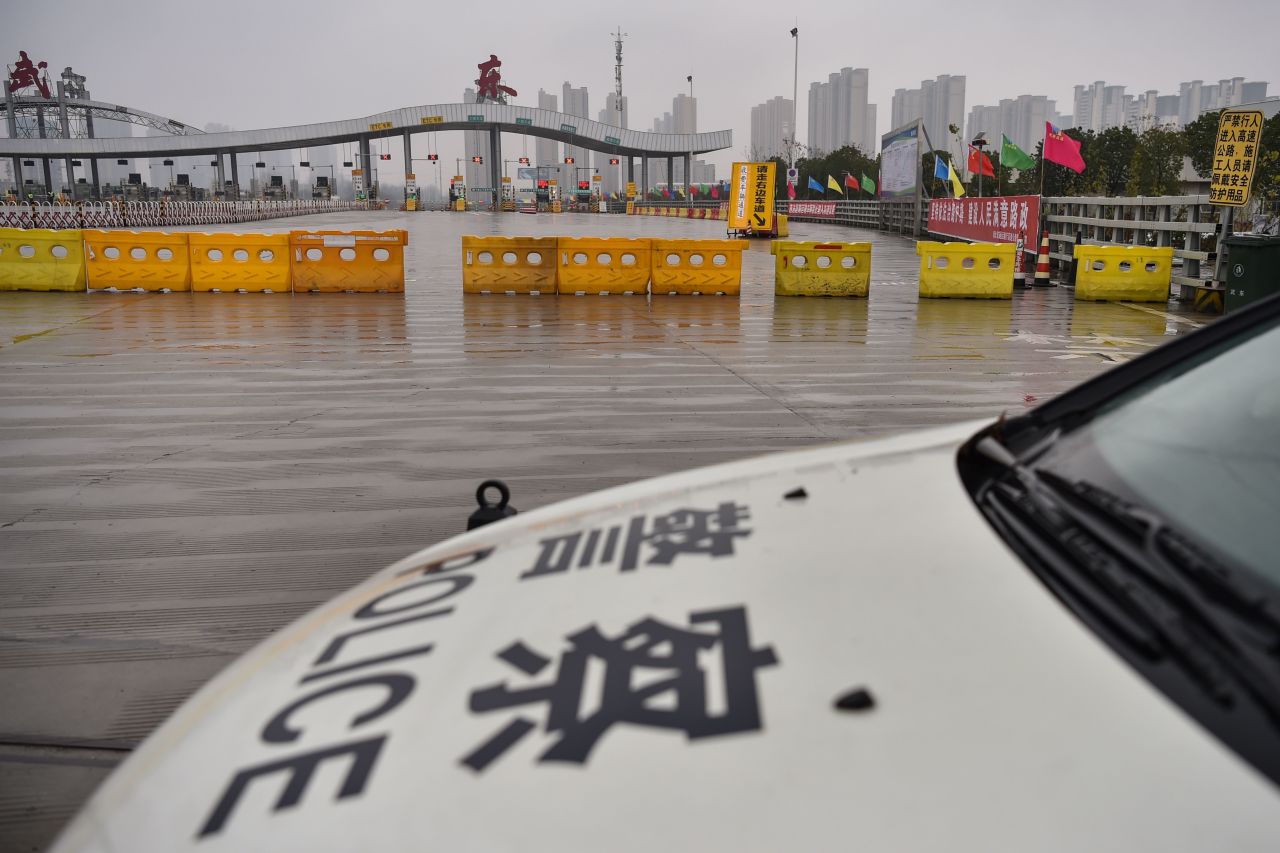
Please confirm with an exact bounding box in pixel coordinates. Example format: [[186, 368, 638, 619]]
[[1210, 109, 1264, 207], [729, 161, 775, 231], [625, 181, 637, 199]]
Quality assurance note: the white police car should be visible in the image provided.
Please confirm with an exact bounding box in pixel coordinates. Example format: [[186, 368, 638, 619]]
[[52, 296, 1280, 851]]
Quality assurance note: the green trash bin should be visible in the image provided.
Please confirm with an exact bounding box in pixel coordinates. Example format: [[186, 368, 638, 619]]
[[1223, 235, 1280, 313]]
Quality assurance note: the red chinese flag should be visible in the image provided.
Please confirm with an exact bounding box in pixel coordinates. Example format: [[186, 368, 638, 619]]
[[844, 174, 859, 192], [1043, 122, 1086, 174], [967, 146, 995, 177]]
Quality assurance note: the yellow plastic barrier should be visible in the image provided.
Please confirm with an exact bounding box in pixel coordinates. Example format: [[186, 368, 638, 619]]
[[916, 241, 1015, 299], [84, 230, 192, 292], [290, 230, 408, 293], [556, 238, 651, 295], [652, 239, 745, 296], [462, 236, 558, 294], [772, 241, 871, 298], [189, 233, 292, 293], [775, 214, 789, 237], [0, 227, 86, 292], [1073, 245, 1174, 302]]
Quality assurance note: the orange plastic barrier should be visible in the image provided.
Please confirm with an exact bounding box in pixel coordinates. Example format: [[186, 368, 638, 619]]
[[189, 233, 292, 293], [83, 230, 192, 292], [290, 230, 408, 293]]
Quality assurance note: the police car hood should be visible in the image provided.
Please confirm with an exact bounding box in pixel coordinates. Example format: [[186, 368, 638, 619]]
[[53, 420, 1278, 852]]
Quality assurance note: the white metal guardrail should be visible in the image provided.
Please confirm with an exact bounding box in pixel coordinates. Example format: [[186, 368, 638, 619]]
[[1040, 195, 1217, 291], [0, 199, 370, 230]]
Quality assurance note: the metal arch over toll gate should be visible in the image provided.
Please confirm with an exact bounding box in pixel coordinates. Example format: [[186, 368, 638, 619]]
[[1, 95, 207, 137], [1, 101, 732, 201]]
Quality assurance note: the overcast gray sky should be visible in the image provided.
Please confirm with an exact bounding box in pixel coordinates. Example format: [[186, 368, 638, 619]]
[[7, 0, 1280, 174]]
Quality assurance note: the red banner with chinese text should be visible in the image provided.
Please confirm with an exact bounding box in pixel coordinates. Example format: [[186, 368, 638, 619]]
[[788, 201, 838, 218], [927, 195, 1040, 244]]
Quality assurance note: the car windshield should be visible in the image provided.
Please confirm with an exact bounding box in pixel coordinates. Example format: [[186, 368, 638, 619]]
[[1033, 312, 1280, 583]]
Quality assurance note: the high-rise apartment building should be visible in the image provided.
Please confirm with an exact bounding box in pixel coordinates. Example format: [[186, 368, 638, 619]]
[[644, 92, 714, 190], [750, 96, 793, 160], [463, 87, 488, 195], [806, 67, 875, 155], [964, 94, 1060, 155], [1072, 82, 1129, 132], [535, 89, 560, 176], [596, 92, 628, 194], [562, 82, 589, 191], [673, 94, 696, 134], [892, 74, 966, 161], [1071, 77, 1269, 133]]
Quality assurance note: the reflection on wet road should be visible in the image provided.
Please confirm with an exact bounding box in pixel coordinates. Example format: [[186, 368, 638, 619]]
[[0, 208, 1205, 850]]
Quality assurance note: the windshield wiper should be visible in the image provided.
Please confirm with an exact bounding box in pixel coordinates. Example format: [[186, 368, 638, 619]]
[[974, 437, 1280, 717], [1044, 473, 1280, 646]]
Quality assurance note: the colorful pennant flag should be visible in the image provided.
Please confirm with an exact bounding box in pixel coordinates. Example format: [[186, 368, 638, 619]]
[[1001, 134, 1036, 171], [844, 174, 859, 193], [861, 173, 876, 195], [1044, 122, 1086, 173], [935, 155, 965, 197], [827, 175, 844, 195], [967, 146, 996, 178], [807, 176, 824, 193]]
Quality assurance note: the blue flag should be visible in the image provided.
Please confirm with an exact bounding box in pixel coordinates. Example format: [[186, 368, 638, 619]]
[[933, 155, 949, 180], [807, 176, 823, 192]]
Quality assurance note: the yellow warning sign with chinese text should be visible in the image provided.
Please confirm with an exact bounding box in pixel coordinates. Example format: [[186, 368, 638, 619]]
[[729, 161, 775, 231], [1210, 110, 1264, 207]]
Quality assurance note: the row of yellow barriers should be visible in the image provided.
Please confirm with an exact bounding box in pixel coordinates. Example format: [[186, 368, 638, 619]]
[[915, 241, 1173, 301], [0, 227, 408, 294], [462, 236, 746, 296]]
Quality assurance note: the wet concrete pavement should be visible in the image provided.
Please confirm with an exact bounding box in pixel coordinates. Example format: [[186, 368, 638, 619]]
[[0, 209, 1207, 850]]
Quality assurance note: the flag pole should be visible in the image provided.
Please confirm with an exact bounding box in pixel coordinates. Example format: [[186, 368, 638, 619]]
[[1038, 126, 1047, 198], [998, 143, 1003, 197]]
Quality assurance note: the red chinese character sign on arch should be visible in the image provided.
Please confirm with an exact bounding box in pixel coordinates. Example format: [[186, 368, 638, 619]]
[[7, 50, 51, 98], [474, 54, 516, 104]]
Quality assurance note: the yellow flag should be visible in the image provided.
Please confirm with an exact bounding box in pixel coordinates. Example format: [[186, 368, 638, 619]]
[[947, 161, 966, 198], [827, 175, 844, 195]]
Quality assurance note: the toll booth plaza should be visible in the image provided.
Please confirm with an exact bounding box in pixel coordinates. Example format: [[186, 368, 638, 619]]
[[0, 208, 1206, 851]]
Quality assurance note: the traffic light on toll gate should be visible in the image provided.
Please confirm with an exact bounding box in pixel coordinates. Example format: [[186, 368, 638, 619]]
[[609, 158, 620, 165], [564, 156, 575, 164], [472, 156, 484, 164], [427, 154, 439, 161], [519, 157, 530, 165]]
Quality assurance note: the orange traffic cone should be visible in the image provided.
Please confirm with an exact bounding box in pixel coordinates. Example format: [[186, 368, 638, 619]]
[[1033, 229, 1053, 287]]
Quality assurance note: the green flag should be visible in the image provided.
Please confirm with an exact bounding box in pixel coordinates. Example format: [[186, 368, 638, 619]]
[[1001, 134, 1036, 171], [861, 173, 876, 195]]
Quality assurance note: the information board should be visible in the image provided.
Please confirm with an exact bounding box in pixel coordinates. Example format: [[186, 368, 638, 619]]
[[879, 121, 920, 200]]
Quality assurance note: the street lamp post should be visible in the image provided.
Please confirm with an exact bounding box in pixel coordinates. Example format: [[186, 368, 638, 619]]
[[789, 27, 799, 168], [970, 134, 988, 197]]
